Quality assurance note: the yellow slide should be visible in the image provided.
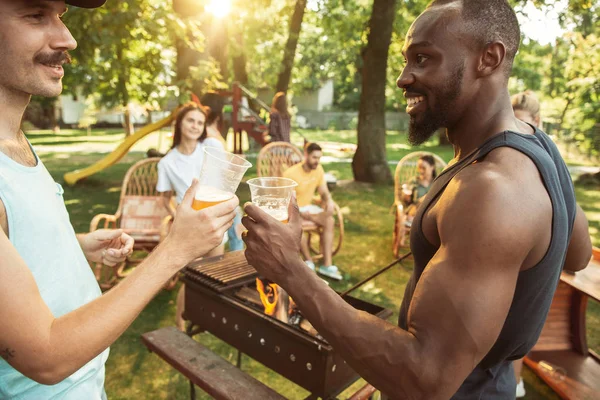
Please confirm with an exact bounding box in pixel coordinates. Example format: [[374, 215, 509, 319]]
[[63, 111, 177, 186]]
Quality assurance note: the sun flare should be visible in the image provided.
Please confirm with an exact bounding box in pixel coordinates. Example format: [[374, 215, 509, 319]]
[[206, 0, 232, 18]]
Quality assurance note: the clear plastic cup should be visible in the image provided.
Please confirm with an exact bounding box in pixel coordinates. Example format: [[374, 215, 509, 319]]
[[193, 148, 252, 210], [246, 177, 298, 223]]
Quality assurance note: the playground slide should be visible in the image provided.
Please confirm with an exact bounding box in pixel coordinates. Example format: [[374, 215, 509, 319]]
[[63, 111, 176, 186]]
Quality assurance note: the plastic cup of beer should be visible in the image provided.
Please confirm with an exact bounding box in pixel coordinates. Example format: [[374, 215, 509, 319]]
[[246, 177, 298, 223], [193, 147, 252, 211]]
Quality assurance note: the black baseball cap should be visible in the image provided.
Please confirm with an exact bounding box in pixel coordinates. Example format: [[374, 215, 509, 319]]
[[66, 0, 107, 8]]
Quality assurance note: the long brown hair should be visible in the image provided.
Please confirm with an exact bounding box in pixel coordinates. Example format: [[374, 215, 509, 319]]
[[271, 92, 290, 118], [419, 154, 437, 179], [171, 102, 209, 149]]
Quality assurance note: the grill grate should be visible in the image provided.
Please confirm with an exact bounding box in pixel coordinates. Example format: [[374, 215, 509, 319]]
[[183, 251, 258, 292]]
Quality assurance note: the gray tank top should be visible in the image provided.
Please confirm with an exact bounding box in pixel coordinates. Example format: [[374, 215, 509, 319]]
[[398, 129, 576, 399]]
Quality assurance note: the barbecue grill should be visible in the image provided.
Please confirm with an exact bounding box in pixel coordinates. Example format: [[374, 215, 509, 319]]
[[182, 251, 393, 399]]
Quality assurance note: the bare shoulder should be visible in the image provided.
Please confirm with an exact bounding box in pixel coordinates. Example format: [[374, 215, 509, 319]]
[[438, 147, 552, 260]]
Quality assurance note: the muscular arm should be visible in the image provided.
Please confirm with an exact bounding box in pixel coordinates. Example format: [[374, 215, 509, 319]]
[[0, 232, 181, 384], [0, 185, 238, 385], [563, 204, 592, 272], [256, 166, 541, 399]]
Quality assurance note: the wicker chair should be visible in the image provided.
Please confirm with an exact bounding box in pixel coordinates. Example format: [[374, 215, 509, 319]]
[[392, 151, 448, 257], [89, 158, 175, 290], [256, 142, 344, 260]]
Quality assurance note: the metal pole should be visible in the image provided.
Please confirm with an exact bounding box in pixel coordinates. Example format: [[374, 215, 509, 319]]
[[237, 350, 243, 368], [340, 252, 412, 298]]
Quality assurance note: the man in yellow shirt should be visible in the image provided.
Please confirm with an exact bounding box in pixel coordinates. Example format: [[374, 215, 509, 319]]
[[283, 143, 342, 280]]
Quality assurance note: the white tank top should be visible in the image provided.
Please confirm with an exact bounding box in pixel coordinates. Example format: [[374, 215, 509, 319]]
[[0, 142, 108, 399]]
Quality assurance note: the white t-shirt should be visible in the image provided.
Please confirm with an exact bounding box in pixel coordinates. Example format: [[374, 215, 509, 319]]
[[156, 138, 223, 204], [156, 138, 227, 245]]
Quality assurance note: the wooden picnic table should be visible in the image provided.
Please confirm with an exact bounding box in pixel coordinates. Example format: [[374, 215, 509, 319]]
[[141, 326, 375, 400], [142, 327, 287, 400]]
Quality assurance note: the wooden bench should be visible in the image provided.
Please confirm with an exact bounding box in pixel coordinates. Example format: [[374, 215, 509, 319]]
[[141, 327, 286, 400], [524, 247, 600, 400]]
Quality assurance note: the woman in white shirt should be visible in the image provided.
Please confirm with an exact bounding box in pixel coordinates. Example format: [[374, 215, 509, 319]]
[[156, 102, 227, 330]]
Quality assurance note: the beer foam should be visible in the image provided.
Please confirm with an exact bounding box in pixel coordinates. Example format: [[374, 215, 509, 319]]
[[262, 208, 288, 222], [195, 186, 233, 201]]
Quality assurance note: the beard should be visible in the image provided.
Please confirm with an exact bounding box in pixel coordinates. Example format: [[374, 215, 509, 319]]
[[408, 62, 465, 145]]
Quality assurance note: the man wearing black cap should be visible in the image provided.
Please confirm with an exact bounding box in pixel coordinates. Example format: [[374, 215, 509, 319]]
[[0, 1, 239, 398]]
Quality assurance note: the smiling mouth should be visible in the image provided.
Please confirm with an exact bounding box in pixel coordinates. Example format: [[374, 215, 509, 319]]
[[406, 96, 426, 115], [39, 63, 65, 78]]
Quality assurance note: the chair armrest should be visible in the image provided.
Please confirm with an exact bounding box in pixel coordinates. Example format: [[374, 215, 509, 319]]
[[90, 214, 118, 232], [391, 201, 404, 214]]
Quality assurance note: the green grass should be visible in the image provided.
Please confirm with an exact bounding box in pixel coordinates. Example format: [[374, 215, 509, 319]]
[[28, 127, 598, 399]]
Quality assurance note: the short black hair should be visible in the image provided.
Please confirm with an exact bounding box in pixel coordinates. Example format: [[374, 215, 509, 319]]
[[428, 0, 520, 77], [305, 142, 322, 154]]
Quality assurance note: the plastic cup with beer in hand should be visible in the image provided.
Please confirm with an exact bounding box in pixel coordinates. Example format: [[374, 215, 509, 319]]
[[193, 147, 252, 211], [246, 177, 298, 223]]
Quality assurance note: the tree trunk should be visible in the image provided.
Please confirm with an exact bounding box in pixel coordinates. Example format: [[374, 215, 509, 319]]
[[116, 47, 133, 136], [174, 0, 204, 96], [275, 0, 307, 93], [438, 129, 451, 145], [123, 104, 133, 137], [42, 100, 59, 131], [232, 30, 249, 85], [207, 21, 229, 81], [351, 0, 396, 184]]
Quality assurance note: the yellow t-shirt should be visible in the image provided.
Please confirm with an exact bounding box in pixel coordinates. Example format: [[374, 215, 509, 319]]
[[283, 163, 325, 207]]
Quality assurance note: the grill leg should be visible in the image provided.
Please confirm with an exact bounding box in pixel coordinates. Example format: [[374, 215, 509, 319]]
[[189, 380, 196, 400], [185, 323, 198, 400], [236, 350, 243, 368]]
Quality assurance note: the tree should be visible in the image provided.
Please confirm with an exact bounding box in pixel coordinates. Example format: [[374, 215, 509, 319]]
[[276, 0, 308, 93], [509, 0, 599, 157], [352, 0, 397, 183], [64, 0, 188, 135], [231, 28, 249, 85]]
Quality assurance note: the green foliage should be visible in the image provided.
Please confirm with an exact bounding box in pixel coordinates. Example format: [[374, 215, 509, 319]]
[[59, 0, 597, 153], [63, 0, 203, 110], [508, 1, 600, 157]]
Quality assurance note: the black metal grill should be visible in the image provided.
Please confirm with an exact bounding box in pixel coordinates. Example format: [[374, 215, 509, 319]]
[[184, 251, 258, 292]]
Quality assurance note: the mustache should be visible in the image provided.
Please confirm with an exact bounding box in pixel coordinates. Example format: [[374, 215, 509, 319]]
[[34, 51, 72, 66]]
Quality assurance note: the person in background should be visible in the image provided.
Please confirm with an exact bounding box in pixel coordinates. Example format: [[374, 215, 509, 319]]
[[205, 107, 227, 147], [157, 102, 225, 213], [283, 142, 342, 281], [512, 90, 541, 128], [398, 154, 437, 246], [268, 92, 291, 143], [156, 102, 230, 330]]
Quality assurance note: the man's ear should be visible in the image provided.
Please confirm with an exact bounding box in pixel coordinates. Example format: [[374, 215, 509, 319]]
[[477, 41, 506, 77]]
